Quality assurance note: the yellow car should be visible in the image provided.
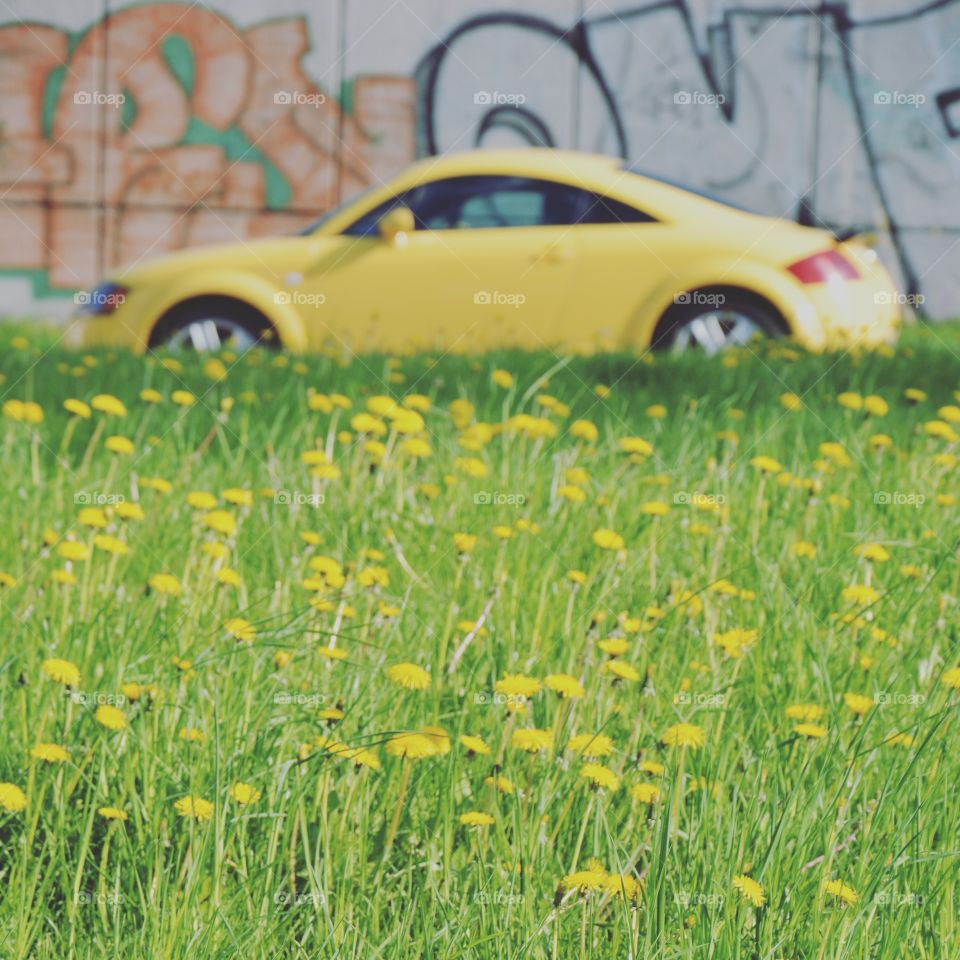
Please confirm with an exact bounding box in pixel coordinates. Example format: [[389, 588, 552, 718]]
[[71, 149, 902, 355]]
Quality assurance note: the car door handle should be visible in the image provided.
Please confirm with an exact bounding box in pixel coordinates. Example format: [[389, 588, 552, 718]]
[[533, 245, 575, 264]]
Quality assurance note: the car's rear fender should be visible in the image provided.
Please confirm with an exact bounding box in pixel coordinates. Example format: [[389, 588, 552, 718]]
[[624, 259, 826, 351]]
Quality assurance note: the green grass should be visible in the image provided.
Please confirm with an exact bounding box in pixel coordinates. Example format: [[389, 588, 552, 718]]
[[0, 323, 958, 959]]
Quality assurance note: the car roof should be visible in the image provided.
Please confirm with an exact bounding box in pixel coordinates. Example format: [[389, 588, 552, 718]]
[[403, 148, 622, 182]]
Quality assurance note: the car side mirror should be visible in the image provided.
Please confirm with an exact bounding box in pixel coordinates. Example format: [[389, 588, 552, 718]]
[[377, 206, 415, 245]]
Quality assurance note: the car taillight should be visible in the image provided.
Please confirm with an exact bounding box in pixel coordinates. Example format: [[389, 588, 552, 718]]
[[787, 250, 860, 284]]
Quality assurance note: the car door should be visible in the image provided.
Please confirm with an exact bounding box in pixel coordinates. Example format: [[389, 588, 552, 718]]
[[296, 175, 584, 353], [556, 190, 669, 350]]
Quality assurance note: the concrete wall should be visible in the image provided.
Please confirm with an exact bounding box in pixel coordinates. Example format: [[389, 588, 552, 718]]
[[1, 0, 958, 319]]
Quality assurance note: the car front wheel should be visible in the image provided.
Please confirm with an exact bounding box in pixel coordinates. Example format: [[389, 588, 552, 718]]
[[150, 299, 275, 352]]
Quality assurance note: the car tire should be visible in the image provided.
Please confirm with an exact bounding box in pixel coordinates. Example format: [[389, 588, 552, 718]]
[[652, 292, 785, 355], [150, 299, 276, 352]]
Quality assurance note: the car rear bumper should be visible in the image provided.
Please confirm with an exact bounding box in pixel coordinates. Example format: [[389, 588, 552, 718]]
[[789, 250, 902, 351]]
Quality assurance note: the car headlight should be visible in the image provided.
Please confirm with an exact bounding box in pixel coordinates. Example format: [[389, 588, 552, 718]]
[[75, 282, 128, 316]]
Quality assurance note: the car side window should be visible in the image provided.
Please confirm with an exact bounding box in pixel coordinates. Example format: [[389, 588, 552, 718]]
[[340, 175, 656, 235], [411, 176, 584, 230], [577, 193, 657, 225]]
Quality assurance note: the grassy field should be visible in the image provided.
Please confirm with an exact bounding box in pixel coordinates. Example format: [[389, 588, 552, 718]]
[[0, 323, 958, 959]]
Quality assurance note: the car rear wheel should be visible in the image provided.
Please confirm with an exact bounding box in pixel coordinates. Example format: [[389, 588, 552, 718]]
[[150, 299, 275, 352], [654, 293, 784, 355]]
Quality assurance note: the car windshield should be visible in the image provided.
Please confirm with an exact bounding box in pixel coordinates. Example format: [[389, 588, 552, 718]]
[[297, 185, 384, 235], [623, 165, 756, 214]]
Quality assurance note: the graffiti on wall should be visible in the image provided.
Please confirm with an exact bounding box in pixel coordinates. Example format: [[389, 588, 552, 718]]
[[0, 4, 415, 292], [416, 0, 960, 314], [0, 0, 958, 316]]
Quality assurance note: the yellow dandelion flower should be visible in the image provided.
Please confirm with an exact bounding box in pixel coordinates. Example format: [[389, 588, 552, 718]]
[[732, 874, 766, 908], [459, 734, 491, 756], [605, 659, 641, 682], [567, 733, 615, 757], [786, 704, 824, 722], [842, 584, 881, 606], [561, 869, 607, 892], [661, 723, 705, 748], [91, 394, 126, 417], [598, 637, 629, 657], [631, 782, 661, 803], [619, 437, 653, 456], [592, 528, 625, 551], [385, 732, 436, 760], [750, 455, 782, 474], [175, 796, 214, 822], [31, 743, 70, 763], [843, 692, 874, 716], [459, 811, 495, 827], [97, 806, 128, 821], [105, 435, 134, 455], [510, 728, 553, 753], [386, 663, 431, 691], [0, 783, 27, 813], [453, 532, 477, 554], [485, 774, 514, 794], [544, 674, 585, 699], [580, 763, 619, 791], [855, 543, 890, 563], [495, 674, 541, 699], [57, 541, 91, 562], [203, 510, 237, 536], [823, 879, 859, 905], [228, 782, 262, 805], [64, 398, 91, 418], [225, 618, 256, 643], [42, 658, 80, 686], [95, 705, 127, 731]]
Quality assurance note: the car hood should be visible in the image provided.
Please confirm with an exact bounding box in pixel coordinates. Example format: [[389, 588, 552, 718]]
[[110, 235, 333, 286]]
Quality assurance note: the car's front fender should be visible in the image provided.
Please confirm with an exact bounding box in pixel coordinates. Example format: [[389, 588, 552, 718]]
[[125, 271, 309, 353]]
